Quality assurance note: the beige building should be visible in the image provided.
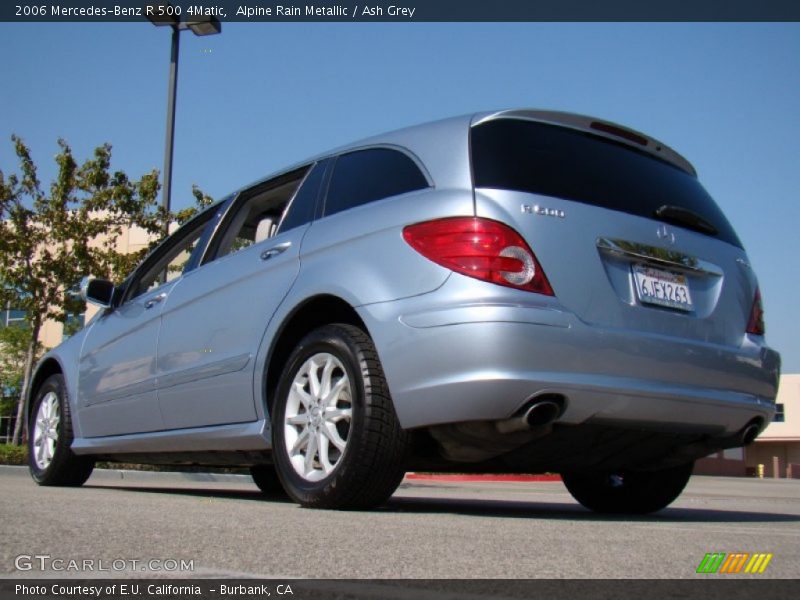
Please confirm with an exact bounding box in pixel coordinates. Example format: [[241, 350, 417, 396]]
[[696, 374, 800, 478], [2, 223, 156, 349], [745, 374, 800, 478]]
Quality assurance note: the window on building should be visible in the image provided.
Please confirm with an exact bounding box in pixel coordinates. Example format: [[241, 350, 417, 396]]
[[1, 305, 26, 328], [773, 403, 785, 423]]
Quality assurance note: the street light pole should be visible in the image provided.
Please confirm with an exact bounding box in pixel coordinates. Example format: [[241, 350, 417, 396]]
[[147, 4, 221, 237], [161, 25, 180, 237]]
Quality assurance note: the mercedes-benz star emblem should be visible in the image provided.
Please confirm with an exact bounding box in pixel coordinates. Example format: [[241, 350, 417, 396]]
[[657, 224, 676, 245]]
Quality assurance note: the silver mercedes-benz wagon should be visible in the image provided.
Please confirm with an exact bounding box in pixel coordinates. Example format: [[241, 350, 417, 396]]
[[27, 109, 780, 513]]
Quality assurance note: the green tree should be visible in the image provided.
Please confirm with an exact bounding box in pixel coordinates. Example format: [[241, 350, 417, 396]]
[[0, 324, 41, 420], [0, 136, 165, 445], [175, 184, 215, 224]]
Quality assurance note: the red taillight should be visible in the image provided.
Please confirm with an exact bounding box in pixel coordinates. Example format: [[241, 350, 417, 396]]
[[746, 287, 765, 335], [402, 217, 554, 295]]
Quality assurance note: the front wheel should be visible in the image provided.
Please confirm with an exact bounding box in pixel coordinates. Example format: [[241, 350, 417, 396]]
[[28, 374, 95, 487], [562, 462, 694, 515], [271, 324, 408, 510]]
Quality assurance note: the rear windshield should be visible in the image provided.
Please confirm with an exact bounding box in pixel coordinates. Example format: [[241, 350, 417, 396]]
[[471, 119, 742, 248]]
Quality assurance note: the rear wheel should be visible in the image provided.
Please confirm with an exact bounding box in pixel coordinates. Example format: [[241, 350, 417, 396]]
[[271, 324, 408, 510], [28, 374, 95, 487], [562, 462, 694, 514]]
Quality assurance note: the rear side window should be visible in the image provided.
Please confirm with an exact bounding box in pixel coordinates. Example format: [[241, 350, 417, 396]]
[[471, 119, 742, 248], [324, 148, 429, 217], [277, 161, 325, 234]]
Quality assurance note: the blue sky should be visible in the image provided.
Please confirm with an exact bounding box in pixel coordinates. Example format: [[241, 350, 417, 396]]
[[1, 22, 798, 371]]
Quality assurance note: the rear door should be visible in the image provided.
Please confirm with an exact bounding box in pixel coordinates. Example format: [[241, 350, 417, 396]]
[[471, 116, 756, 347], [155, 163, 324, 429]]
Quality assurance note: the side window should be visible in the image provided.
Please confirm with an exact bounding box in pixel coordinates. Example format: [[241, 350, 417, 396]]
[[209, 166, 312, 261], [276, 161, 325, 234], [126, 210, 214, 301], [324, 148, 428, 217]]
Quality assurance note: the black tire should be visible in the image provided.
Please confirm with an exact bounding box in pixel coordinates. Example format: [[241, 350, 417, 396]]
[[562, 462, 694, 515], [271, 324, 408, 510], [28, 374, 95, 487], [250, 464, 286, 496]]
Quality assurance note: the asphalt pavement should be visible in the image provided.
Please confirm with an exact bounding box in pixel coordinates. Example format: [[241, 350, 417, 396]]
[[1, 466, 798, 579]]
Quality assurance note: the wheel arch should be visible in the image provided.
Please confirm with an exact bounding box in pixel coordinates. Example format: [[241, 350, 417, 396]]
[[26, 357, 65, 429], [263, 294, 370, 418]]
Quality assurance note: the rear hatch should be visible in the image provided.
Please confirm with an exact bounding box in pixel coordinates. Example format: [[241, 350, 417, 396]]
[[470, 113, 757, 347]]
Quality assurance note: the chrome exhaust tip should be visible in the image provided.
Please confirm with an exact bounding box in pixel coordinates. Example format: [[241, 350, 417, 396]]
[[495, 395, 566, 434], [741, 422, 762, 446], [524, 400, 562, 428]]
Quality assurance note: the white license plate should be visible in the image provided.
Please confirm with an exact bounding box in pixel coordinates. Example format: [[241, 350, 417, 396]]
[[632, 264, 694, 311]]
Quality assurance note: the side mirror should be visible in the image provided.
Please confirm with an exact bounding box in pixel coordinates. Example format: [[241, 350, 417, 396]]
[[80, 276, 115, 308]]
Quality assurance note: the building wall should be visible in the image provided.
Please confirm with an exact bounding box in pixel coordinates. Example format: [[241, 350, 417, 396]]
[[32, 223, 156, 349], [745, 374, 800, 478], [696, 375, 799, 477], [758, 374, 800, 439], [695, 447, 746, 476], [746, 441, 800, 478]]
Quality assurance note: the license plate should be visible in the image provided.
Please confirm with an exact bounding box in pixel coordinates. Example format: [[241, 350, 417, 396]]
[[632, 264, 694, 312]]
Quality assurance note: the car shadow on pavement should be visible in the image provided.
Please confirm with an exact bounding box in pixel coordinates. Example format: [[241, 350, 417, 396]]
[[86, 483, 800, 523], [384, 495, 800, 523], [87, 484, 294, 503]]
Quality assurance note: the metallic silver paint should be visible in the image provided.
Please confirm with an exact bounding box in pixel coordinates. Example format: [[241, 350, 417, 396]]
[[28, 109, 779, 467], [70, 419, 270, 455]]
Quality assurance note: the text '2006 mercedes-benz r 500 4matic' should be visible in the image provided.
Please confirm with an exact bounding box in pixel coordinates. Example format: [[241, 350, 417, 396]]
[[27, 109, 779, 514]]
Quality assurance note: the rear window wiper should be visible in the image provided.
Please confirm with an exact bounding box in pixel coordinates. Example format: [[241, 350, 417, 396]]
[[654, 204, 718, 236]]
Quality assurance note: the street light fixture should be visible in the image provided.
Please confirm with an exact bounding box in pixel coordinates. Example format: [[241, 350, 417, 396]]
[[147, 3, 221, 236]]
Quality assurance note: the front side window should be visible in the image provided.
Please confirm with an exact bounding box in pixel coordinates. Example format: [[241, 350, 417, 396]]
[[324, 148, 429, 217], [125, 209, 215, 301]]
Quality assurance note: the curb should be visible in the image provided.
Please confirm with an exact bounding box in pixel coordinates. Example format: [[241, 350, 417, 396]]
[[405, 472, 562, 483]]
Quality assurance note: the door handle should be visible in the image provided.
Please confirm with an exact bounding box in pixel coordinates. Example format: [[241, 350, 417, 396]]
[[144, 292, 167, 309], [260, 241, 292, 261]]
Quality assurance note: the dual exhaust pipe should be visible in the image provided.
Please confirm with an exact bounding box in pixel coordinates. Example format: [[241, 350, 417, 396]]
[[495, 397, 763, 449]]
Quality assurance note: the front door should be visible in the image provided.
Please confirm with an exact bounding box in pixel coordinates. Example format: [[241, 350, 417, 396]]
[[77, 208, 217, 437]]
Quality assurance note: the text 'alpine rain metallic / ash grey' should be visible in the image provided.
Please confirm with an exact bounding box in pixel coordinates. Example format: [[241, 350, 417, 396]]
[[26, 109, 780, 513]]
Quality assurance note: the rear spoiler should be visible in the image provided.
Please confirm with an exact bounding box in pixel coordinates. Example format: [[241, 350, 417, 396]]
[[472, 109, 697, 176]]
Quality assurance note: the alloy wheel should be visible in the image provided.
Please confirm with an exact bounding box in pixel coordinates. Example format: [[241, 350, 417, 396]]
[[33, 392, 60, 470], [283, 352, 353, 482]]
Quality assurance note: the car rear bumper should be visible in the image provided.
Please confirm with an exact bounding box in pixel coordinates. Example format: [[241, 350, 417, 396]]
[[358, 277, 780, 436]]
